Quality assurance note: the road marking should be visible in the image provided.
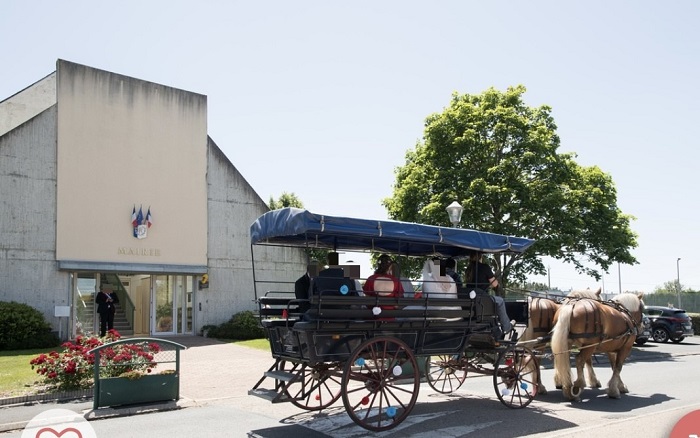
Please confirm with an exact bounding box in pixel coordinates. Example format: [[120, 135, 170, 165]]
[[293, 408, 500, 437]]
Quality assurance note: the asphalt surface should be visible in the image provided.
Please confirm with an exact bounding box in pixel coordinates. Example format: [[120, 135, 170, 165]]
[[0, 336, 268, 433], [0, 335, 692, 434]]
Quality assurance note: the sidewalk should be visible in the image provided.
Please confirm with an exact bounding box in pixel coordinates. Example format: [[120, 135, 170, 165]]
[[0, 336, 273, 433]]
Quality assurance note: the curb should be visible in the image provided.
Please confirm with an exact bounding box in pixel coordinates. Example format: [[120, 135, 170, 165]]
[[0, 397, 195, 433], [0, 389, 93, 407]]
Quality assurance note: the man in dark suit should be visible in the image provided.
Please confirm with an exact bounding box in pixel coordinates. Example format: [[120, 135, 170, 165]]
[[95, 284, 119, 337], [294, 262, 319, 313]]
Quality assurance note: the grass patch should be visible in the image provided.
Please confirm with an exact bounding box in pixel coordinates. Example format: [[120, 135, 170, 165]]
[[231, 338, 269, 351], [0, 348, 54, 398]]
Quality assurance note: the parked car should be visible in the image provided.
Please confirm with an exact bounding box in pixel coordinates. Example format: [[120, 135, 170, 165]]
[[635, 313, 651, 345], [644, 306, 694, 343]]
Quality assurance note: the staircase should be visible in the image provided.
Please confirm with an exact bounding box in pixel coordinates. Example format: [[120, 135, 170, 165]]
[[112, 305, 133, 336], [100, 276, 134, 336]]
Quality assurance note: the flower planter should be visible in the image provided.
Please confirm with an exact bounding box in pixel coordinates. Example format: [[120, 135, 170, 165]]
[[95, 373, 179, 408]]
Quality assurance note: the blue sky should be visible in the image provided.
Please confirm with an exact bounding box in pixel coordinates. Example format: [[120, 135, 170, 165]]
[[2, 1, 699, 293]]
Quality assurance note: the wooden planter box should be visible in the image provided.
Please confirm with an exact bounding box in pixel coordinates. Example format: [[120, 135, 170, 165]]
[[95, 373, 179, 408]]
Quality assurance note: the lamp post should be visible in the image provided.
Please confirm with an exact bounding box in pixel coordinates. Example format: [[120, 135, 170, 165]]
[[446, 201, 464, 228], [618, 262, 622, 294], [677, 257, 682, 309]]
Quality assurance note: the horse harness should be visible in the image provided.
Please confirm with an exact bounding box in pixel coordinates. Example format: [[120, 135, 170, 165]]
[[567, 298, 639, 343], [531, 297, 558, 334]]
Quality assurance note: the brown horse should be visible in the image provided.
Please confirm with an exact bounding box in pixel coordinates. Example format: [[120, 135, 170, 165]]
[[518, 288, 602, 394], [550, 292, 644, 401]]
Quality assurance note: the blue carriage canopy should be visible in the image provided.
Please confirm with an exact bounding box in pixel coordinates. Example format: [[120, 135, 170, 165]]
[[250, 208, 535, 258]]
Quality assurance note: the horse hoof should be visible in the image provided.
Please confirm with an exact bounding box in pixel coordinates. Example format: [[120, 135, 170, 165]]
[[555, 385, 562, 390], [571, 386, 583, 398], [539, 387, 548, 395]]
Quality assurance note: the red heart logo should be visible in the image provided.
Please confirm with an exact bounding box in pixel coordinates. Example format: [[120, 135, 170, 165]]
[[35, 427, 83, 438]]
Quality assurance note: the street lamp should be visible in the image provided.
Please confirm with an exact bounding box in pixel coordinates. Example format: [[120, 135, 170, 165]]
[[446, 201, 463, 228], [618, 262, 622, 294], [677, 257, 682, 309]]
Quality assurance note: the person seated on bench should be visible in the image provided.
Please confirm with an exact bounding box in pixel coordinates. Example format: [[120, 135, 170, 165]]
[[464, 252, 514, 338], [363, 254, 404, 309], [294, 262, 320, 313], [390, 261, 415, 298], [419, 259, 460, 319]]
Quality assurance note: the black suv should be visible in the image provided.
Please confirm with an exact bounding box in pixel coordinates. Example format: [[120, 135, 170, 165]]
[[645, 306, 694, 343], [635, 314, 651, 345]]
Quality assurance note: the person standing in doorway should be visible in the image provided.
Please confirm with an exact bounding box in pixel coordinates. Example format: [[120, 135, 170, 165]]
[[96, 284, 119, 337]]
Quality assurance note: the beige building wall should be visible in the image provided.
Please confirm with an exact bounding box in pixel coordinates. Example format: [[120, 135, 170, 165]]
[[55, 60, 207, 269]]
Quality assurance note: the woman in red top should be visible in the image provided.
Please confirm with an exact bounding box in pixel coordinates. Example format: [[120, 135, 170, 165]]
[[363, 254, 404, 309]]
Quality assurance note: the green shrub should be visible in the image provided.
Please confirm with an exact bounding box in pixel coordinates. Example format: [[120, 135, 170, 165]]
[[0, 301, 60, 351], [207, 311, 265, 340]]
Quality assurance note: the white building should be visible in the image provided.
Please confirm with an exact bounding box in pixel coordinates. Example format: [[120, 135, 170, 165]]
[[0, 59, 306, 339]]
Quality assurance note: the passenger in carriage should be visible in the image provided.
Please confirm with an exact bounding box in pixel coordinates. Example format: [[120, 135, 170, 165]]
[[445, 257, 462, 288], [294, 261, 320, 313], [390, 261, 415, 298], [464, 252, 514, 338], [363, 254, 404, 309]]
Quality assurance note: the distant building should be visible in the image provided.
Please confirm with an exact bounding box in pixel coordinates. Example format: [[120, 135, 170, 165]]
[[0, 59, 305, 339]]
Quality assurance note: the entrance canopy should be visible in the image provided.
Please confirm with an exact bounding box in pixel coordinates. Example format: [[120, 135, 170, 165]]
[[250, 208, 535, 258]]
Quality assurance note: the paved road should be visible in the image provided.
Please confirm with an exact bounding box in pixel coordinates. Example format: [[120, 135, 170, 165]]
[[1, 336, 699, 437]]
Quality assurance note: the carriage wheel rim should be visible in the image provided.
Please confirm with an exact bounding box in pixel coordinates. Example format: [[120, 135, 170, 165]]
[[426, 354, 467, 394], [341, 336, 420, 432], [493, 347, 538, 409]]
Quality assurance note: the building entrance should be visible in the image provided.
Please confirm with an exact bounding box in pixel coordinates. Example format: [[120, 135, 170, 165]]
[[72, 272, 195, 337]]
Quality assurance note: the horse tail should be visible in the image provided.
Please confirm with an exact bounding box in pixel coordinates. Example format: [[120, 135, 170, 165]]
[[551, 304, 573, 390]]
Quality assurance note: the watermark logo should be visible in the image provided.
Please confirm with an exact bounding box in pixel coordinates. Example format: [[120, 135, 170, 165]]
[[21, 408, 96, 438], [670, 409, 700, 438]]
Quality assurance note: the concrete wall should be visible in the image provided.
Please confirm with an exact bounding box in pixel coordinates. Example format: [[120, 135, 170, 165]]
[[0, 73, 56, 137], [55, 60, 208, 268], [199, 138, 306, 328], [0, 106, 72, 331]]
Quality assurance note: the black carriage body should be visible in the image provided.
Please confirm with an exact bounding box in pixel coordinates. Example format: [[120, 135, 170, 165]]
[[261, 294, 501, 364]]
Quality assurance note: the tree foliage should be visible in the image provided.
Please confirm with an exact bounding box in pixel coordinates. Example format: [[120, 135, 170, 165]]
[[383, 85, 638, 293], [268, 192, 304, 210], [268, 192, 329, 264]]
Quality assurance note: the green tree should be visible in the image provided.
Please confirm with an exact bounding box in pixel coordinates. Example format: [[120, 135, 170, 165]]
[[654, 280, 682, 295], [383, 85, 637, 295], [268, 192, 304, 210], [268, 192, 329, 264]]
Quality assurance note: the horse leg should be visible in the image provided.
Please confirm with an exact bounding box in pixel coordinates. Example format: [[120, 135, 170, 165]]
[[607, 347, 633, 398], [606, 352, 623, 399], [584, 357, 601, 388], [533, 347, 547, 395], [571, 350, 591, 401]]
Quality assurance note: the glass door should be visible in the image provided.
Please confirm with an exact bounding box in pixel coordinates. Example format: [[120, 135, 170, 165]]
[[151, 275, 195, 335], [74, 273, 97, 337], [153, 275, 176, 335]]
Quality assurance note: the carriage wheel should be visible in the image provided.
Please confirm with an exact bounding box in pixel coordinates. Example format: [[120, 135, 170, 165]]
[[493, 346, 538, 409], [341, 336, 420, 432], [425, 354, 467, 394], [281, 361, 343, 411]]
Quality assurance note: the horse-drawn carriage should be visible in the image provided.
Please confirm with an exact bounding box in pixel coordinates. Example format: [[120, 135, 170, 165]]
[[248, 208, 542, 431]]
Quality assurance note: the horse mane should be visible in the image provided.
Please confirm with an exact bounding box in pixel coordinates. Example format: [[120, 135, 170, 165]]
[[611, 292, 644, 311], [567, 287, 601, 300]]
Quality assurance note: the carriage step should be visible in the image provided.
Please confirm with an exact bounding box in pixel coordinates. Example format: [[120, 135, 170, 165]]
[[264, 370, 297, 382], [248, 388, 291, 403]]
